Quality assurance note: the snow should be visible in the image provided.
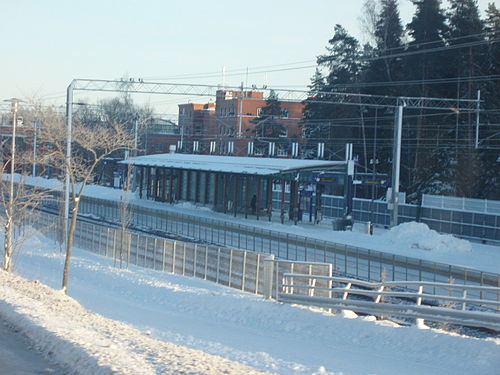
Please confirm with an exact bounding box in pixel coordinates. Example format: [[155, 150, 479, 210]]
[[0, 232, 499, 375], [120, 153, 347, 176], [381, 222, 472, 253]]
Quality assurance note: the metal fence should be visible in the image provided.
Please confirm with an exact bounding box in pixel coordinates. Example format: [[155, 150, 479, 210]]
[[54, 195, 500, 292], [423, 195, 500, 215], [271, 191, 500, 243], [20, 181, 500, 292], [30, 210, 333, 297]]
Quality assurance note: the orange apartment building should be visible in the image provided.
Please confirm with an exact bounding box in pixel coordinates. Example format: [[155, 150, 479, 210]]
[[158, 89, 306, 157]]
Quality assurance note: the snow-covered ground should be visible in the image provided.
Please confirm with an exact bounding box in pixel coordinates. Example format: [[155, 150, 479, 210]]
[[0, 231, 499, 375]]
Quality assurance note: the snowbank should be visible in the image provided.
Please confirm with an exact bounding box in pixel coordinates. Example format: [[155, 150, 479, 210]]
[[0, 270, 272, 375], [382, 222, 472, 253]]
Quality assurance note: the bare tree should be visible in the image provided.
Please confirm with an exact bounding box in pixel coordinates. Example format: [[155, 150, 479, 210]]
[[1, 149, 51, 271], [40, 118, 134, 293], [358, 0, 380, 46], [116, 161, 133, 269]]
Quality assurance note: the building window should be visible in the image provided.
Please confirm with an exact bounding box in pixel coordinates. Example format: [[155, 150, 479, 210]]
[[280, 109, 289, 118]]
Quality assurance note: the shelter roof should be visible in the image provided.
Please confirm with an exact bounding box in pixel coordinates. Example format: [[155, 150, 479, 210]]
[[122, 153, 347, 176]]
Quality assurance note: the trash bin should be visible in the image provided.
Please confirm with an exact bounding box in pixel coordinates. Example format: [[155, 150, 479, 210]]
[[333, 216, 353, 231]]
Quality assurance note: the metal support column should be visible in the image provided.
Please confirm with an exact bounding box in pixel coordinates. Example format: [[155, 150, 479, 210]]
[[390, 102, 404, 227]]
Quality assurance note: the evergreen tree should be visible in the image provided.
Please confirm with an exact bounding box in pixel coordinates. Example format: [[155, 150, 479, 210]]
[[446, 0, 486, 197], [302, 68, 327, 140], [477, 3, 500, 199], [251, 90, 287, 156], [252, 90, 286, 138], [312, 25, 364, 160], [404, 0, 449, 196], [365, 0, 404, 93]]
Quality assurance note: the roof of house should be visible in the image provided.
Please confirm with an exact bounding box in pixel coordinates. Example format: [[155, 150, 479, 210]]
[[121, 153, 347, 176]]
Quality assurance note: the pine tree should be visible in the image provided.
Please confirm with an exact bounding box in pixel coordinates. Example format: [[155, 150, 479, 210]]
[[365, 0, 404, 93], [302, 68, 327, 140], [446, 0, 486, 197], [251, 90, 287, 156], [317, 25, 364, 160], [477, 3, 500, 199], [301, 25, 365, 160], [404, 0, 449, 197]]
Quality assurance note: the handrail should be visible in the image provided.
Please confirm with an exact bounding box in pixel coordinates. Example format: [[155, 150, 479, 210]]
[[283, 273, 500, 293], [278, 293, 500, 331], [278, 273, 500, 331]]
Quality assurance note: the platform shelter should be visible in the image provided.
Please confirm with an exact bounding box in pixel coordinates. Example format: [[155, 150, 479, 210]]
[[123, 154, 350, 224]]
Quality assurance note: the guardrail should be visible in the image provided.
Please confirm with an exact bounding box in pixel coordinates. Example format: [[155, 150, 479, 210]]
[[278, 274, 500, 331]]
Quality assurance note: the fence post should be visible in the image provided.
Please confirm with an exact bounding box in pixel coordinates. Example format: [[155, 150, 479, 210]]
[[263, 254, 275, 300], [204, 245, 208, 280], [216, 247, 221, 284], [242, 251, 247, 292], [162, 240, 166, 272], [194, 244, 198, 277], [416, 285, 425, 328], [228, 249, 233, 288], [126, 233, 131, 268], [172, 241, 177, 273], [153, 238, 158, 270], [255, 253, 261, 294]]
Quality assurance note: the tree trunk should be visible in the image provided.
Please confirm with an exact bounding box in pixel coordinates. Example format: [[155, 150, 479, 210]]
[[61, 199, 80, 293], [3, 217, 13, 272]]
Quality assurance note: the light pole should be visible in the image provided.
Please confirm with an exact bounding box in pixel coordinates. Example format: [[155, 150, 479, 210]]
[[64, 82, 75, 243], [389, 100, 404, 227]]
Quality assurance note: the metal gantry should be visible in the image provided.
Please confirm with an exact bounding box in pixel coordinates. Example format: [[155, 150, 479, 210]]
[[70, 78, 480, 110], [65, 78, 482, 228]]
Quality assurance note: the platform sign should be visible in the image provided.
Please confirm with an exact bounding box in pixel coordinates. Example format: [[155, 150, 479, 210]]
[[311, 173, 343, 184], [353, 174, 388, 186]]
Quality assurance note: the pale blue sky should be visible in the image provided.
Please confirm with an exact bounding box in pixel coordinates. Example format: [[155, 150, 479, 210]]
[[1, 0, 494, 114]]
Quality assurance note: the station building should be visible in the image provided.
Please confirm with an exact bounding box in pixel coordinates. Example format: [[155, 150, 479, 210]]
[[123, 153, 352, 224]]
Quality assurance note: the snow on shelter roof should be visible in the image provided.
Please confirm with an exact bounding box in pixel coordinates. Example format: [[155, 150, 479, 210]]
[[122, 154, 347, 176]]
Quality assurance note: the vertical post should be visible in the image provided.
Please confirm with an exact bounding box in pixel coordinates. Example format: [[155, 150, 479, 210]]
[[64, 82, 74, 244], [280, 180, 285, 224], [32, 120, 38, 176], [266, 178, 273, 221], [390, 102, 404, 228], [245, 176, 250, 219], [238, 82, 244, 137], [263, 255, 275, 299], [475, 90, 481, 149], [134, 117, 139, 154]]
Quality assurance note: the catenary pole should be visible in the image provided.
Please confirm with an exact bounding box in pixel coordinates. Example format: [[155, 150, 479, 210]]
[[390, 101, 404, 227]]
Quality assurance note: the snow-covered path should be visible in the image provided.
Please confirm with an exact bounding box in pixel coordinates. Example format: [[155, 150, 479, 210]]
[[0, 317, 66, 375], [2, 234, 498, 375]]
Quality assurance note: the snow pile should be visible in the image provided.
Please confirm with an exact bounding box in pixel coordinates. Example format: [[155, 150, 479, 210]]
[[382, 222, 472, 253], [0, 270, 273, 375]]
